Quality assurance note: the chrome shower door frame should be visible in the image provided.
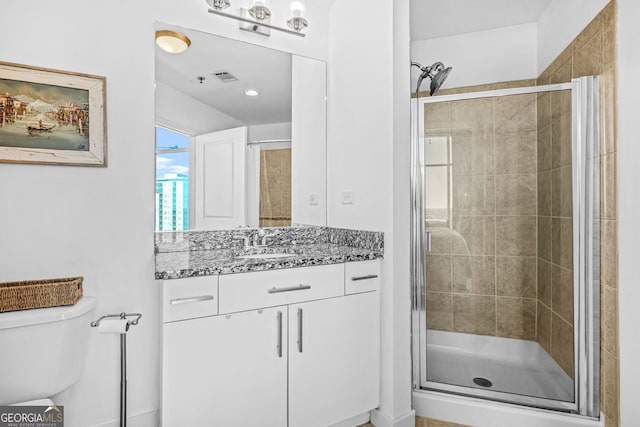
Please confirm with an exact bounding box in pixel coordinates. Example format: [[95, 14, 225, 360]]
[[411, 77, 600, 417]]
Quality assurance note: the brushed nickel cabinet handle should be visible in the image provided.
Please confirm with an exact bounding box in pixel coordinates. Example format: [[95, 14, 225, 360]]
[[267, 284, 311, 294], [169, 295, 214, 305], [277, 311, 283, 358], [297, 308, 303, 353], [351, 275, 379, 281]]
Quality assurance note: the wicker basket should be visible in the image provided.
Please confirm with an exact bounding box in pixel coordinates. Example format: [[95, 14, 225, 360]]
[[0, 276, 83, 313]]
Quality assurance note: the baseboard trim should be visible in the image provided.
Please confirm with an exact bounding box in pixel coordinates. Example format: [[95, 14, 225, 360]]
[[90, 409, 158, 427], [329, 411, 371, 427], [370, 408, 415, 427]]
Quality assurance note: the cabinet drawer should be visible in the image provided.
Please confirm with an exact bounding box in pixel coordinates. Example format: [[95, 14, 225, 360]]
[[218, 264, 344, 313], [344, 260, 380, 294], [163, 276, 219, 323]]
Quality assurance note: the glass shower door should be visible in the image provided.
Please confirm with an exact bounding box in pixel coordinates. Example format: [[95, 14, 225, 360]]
[[412, 78, 600, 416]]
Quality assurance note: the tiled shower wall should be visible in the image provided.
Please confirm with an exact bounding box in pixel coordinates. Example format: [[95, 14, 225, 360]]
[[537, 1, 618, 424], [535, 87, 574, 379], [425, 87, 538, 340], [259, 148, 292, 227]]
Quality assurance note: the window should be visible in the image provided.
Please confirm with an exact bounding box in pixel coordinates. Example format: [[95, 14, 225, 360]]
[[155, 127, 190, 231]]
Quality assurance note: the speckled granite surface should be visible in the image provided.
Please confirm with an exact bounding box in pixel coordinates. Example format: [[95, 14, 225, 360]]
[[155, 226, 384, 280]]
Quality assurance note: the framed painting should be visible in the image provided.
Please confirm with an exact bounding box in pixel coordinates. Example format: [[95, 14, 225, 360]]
[[0, 62, 106, 166]]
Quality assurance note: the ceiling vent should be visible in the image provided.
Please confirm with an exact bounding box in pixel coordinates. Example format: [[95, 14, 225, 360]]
[[213, 71, 238, 82]]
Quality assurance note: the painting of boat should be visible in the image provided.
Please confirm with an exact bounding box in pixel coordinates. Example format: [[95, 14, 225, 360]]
[[27, 121, 56, 135]]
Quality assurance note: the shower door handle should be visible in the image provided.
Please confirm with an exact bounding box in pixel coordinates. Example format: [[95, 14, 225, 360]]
[[425, 231, 432, 253]]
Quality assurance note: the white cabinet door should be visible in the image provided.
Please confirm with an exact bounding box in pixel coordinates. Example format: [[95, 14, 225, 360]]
[[194, 126, 247, 229], [288, 292, 380, 427], [162, 307, 288, 427]]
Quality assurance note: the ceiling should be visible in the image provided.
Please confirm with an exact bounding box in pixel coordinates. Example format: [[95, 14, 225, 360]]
[[410, 0, 553, 41], [156, 24, 292, 126]]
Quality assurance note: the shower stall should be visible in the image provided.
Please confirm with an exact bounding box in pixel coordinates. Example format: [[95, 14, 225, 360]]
[[411, 77, 600, 419]]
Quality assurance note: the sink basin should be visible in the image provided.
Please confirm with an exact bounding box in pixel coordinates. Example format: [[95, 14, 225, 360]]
[[237, 253, 297, 260]]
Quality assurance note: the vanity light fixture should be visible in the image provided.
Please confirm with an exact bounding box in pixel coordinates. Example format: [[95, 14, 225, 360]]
[[244, 89, 259, 97], [155, 30, 191, 54], [205, 0, 308, 38], [287, 1, 308, 32]]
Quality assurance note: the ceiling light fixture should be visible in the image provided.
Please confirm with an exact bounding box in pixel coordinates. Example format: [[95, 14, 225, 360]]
[[205, 0, 308, 38], [245, 89, 259, 97], [155, 30, 191, 54]]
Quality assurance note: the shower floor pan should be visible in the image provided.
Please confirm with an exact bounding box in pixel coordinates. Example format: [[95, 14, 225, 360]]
[[426, 330, 573, 402]]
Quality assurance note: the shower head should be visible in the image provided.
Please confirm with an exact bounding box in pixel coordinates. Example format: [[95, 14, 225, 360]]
[[412, 61, 452, 96]]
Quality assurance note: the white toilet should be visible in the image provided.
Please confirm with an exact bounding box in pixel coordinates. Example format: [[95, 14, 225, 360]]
[[0, 296, 96, 405]]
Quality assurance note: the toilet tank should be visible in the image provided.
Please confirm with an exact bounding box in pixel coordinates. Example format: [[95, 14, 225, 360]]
[[0, 297, 96, 405]]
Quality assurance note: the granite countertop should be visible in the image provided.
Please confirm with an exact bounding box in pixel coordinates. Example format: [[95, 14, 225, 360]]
[[155, 243, 383, 280]]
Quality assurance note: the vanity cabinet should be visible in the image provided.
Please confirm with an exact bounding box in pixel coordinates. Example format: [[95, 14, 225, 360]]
[[161, 261, 380, 427]]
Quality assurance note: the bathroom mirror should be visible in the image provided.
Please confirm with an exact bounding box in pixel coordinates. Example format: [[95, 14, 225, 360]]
[[155, 23, 327, 231]]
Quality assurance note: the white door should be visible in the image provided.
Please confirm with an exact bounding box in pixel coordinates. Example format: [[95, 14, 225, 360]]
[[194, 127, 247, 229], [162, 307, 288, 427], [288, 292, 380, 427]]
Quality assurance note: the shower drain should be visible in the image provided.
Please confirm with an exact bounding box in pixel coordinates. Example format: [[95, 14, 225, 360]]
[[473, 377, 493, 388]]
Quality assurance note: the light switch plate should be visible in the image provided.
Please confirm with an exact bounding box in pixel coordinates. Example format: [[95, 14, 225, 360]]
[[309, 193, 319, 205], [341, 191, 355, 205]]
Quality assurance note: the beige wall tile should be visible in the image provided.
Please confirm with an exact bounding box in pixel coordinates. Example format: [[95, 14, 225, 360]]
[[495, 174, 537, 215], [537, 93, 552, 130], [426, 254, 452, 292], [602, 285, 619, 355], [602, 351, 619, 425], [551, 217, 573, 270], [538, 259, 552, 306], [427, 292, 453, 331], [425, 102, 451, 130], [601, 220, 618, 288], [573, 7, 604, 53], [551, 265, 574, 325], [450, 98, 493, 133], [429, 228, 453, 254], [451, 134, 494, 176], [551, 86, 572, 123], [538, 216, 553, 262], [497, 297, 536, 339], [453, 294, 496, 336], [551, 114, 572, 169], [551, 314, 575, 378], [601, 68, 617, 155], [493, 79, 536, 90], [537, 302, 552, 353], [452, 256, 496, 295], [601, 153, 617, 220], [537, 125, 553, 173], [538, 170, 552, 216], [551, 166, 573, 218], [496, 256, 536, 298], [550, 61, 573, 85], [573, 32, 604, 78], [496, 216, 537, 256], [438, 84, 495, 96], [495, 132, 537, 174], [495, 93, 537, 134], [452, 216, 496, 256], [453, 175, 495, 216]]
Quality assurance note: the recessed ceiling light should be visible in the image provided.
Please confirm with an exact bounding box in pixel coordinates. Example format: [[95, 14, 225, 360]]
[[245, 89, 259, 97], [155, 30, 191, 54]]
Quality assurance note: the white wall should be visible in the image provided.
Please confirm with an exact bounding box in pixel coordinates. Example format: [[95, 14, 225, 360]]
[[537, 0, 610, 74], [410, 23, 537, 91], [155, 81, 244, 135], [328, 0, 414, 425], [616, 0, 640, 425], [0, 1, 329, 426]]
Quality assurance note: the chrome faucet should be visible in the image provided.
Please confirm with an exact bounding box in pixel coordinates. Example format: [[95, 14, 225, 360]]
[[233, 235, 251, 250], [253, 228, 267, 247]]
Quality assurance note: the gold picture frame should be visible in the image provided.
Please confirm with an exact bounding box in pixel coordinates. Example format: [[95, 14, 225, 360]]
[[0, 61, 107, 166]]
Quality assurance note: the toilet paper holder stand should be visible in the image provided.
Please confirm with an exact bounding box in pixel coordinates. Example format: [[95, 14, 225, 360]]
[[90, 312, 142, 427], [90, 312, 142, 330]]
